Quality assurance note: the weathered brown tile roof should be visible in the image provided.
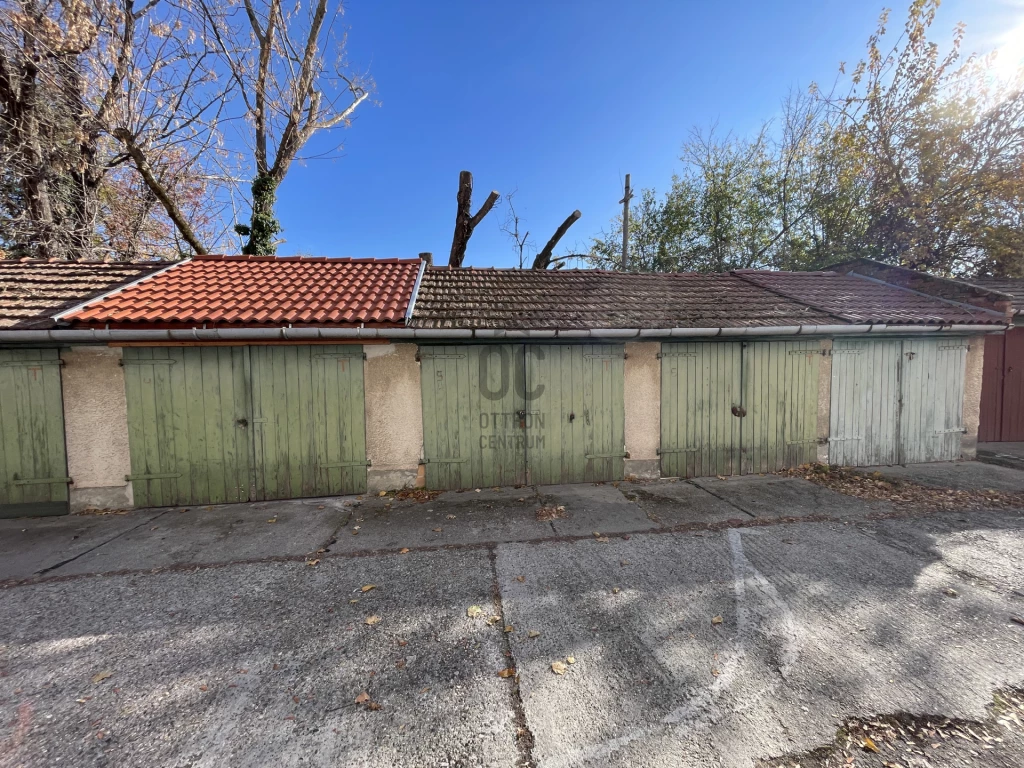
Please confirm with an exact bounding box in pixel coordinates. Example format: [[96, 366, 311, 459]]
[[411, 268, 836, 329], [63, 255, 423, 327], [0, 260, 167, 329], [967, 278, 1024, 314], [736, 271, 1006, 326]]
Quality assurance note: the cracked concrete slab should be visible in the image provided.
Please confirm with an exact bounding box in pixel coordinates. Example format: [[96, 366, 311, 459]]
[[337, 487, 549, 552], [620, 480, 750, 526], [0, 550, 519, 768], [540, 483, 654, 536], [864, 461, 1024, 493], [494, 520, 1024, 767], [0, 509, 165, 581], [859, 509, 1024, 596], [5, 474, 1024, 766], [40, 497, 353, 578], [690, 475, 889, 519]]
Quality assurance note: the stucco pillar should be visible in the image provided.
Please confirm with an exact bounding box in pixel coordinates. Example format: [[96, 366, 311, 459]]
[[623, 341, 661, 479], [60, 346, 134, 511], [816, 338, 833, 464], [363, 343, 424, 491], [961, 334, 986, 460]]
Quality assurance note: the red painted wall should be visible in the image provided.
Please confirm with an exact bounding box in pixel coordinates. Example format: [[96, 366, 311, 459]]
[[979, 327, 1024, 442]]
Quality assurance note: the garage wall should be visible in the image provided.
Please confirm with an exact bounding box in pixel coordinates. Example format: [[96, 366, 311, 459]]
[[624, 342, 660, 479], [961, 335, 985, 459], [364, 343, 423, 492], [60, 346, 133, 512]]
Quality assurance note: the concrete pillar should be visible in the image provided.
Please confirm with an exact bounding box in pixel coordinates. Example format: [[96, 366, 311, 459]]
[[816, 338, 833, 464], [363, 343, 424, 491], [623, 341, 661, 479], [60, 346, 134, 511], [961, 335, 985, 460]]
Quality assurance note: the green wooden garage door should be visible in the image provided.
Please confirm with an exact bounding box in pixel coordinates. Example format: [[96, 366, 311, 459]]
[[830, 338, 967, 466], [123, 345, 366, 507], [660, 340, 820, 478], [420, 344, 625, 490], [0, 349, 70, 518]]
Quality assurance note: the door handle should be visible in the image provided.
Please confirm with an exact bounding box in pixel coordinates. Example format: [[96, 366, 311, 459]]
[[236, 417, 248, 428]]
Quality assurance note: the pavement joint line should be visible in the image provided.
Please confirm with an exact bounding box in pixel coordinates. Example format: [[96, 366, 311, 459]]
[[488, 545, 537, 767], [32, 507, 174, 577], [2, 504, 1010, 591], [684, 479, 758, 518], [318, 507, 354, 556]]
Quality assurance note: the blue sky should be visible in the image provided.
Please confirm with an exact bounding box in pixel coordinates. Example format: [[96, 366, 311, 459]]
[[270, 0, 1024, 267]]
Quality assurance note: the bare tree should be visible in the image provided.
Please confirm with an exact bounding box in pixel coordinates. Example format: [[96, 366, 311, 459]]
[[0, 0, 236, 259], [197, 0, 373, 255], [448, 170, 498, 267], [499, 189, 532, 269]]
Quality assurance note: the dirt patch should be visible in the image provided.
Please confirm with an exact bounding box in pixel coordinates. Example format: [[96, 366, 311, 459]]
[[783, 464, 1024, 513], [761, 687, 1024, 768], [73, 507, 132, 516]]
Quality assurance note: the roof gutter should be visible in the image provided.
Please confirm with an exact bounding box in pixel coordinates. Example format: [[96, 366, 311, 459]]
[[0, 323, 1006, 344]]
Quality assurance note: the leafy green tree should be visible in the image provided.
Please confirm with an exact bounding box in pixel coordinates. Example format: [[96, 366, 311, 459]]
[[590, 0, 1024, 278]]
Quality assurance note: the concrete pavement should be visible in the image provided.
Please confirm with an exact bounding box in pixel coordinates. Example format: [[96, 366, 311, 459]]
[[2, 467, 1024, 767]]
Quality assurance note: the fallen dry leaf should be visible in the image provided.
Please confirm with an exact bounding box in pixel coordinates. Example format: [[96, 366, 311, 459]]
[[466, 605, 484, 618], [528, 630, 541, 638], [355, 691, 370, 704], [317, 505, 325, 510], [612, 587, 621, 594], [535, 505, 568, 521], [498, 668, 516, 679], [863, 736, 881, 753], [399, 547, 410, 554], [306, 559, 320, 566], [367, 701, 382, 711], [711, 615, 724, 625], [711, 668, 720, 677], [266, 517, 277, 523], [199, 685, 208, 691], [486, 615, 502, 625], [365, 615, 381, 626], [515, 576, 525, 583], [551, 661, 567, 675], [445, 514, 456, 520], [361, 584, 376, 593], [432, 527, 443, 532], [504, 625, 514, 633], [566, 656, 576, 664], [595, 536, 610, 543], [378, 491, 387, 497], [91, 670, 113, 684]]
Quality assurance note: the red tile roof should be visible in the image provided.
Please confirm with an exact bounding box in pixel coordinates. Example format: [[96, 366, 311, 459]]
[[735, 271, 1006, 326], [63, 255, 423, 327], [0, 260, 167, 329]]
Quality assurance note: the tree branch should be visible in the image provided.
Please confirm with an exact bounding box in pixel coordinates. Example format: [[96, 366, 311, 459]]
[[532, 210, 581, 269], [114, 128, 209, 254]]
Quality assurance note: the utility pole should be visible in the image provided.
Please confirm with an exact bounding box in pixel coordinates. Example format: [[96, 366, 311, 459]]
[[619, 173, 633, 271]]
